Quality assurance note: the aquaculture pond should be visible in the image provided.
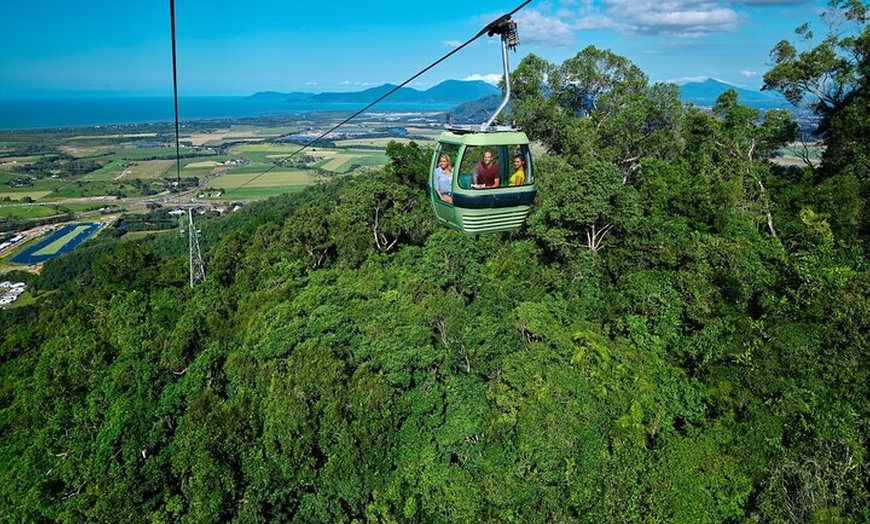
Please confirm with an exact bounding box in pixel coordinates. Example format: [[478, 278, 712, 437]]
[[11, 223, 101, 265]]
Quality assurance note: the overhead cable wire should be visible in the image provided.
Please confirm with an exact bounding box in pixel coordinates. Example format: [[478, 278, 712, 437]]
[[228, 0, 535, 196], [169, 0, 182, 183]]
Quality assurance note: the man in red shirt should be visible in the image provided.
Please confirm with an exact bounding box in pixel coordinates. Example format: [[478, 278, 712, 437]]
[[473, 149, 499, 188]]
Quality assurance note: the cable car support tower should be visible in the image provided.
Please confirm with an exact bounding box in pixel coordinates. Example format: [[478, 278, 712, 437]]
[[169, 0, 205, 288], [188, 208, 205, 288]]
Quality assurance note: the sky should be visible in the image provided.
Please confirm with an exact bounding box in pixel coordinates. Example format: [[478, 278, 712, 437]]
[[0, 0, 832, 97]]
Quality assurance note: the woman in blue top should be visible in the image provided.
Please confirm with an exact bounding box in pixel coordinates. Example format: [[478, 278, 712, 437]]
[[434, 154, 453, 203]]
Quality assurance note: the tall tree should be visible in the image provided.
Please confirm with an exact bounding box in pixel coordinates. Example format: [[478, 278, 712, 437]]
[[712, 89, 799, 237], [512, 47, 685, 175], [527, 156, 640, 256], [763, 0, 869, 244]]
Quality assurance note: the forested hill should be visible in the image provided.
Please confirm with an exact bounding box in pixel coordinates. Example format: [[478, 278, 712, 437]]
[[2, 4, 869, 522]]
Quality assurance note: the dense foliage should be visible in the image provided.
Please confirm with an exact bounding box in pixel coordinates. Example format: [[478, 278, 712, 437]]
[[2, 2, 868, 522]]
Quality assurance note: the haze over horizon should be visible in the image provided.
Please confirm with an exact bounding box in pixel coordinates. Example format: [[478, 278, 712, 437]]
[[2, 0, 832, 98]]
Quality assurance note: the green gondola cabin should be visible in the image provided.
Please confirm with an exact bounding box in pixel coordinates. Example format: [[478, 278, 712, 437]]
[[427, 16, 536, 234], [429, 128, 536, 234]]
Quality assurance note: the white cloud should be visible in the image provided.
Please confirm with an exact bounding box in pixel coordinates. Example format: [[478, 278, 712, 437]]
[[573, 13, 620, 31], [462, 73, 503, 86], [669, 75, 741, 86], [667, 75, 711, 84], [740, 70, 759, 77], [594, 1, 739, 36], [556, 0, 744, 36], [443, 40, 464, 49], [496, 0, 789, 49], [337, 80, 381, 89], [727, 0, 804, 5], [513, 10, 575, 46]]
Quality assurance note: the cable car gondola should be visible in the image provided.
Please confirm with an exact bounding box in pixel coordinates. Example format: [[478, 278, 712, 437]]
[[429, 16, 536, 234]]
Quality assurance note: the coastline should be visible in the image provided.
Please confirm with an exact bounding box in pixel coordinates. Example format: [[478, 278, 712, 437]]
[[0, 96, 454, 131]]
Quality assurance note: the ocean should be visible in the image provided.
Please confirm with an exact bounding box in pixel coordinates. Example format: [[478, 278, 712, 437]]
[[0, 96, 452, 131]]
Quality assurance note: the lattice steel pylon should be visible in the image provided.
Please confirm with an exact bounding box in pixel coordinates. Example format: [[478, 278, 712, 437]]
[[188, 207, 206, 287]]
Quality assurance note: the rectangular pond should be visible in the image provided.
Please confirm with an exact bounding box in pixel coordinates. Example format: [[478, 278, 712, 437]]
[[11, 223, 101, 265]]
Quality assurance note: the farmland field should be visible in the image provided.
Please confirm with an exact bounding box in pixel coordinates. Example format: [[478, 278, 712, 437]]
[[319, 151, 389, 173], [0, 191, 54, 202], [229, 144, 303, 160], [119, 229, 177, 242], [185, 160, 221, 169], [208, 170, 316, 199], [64, 133, 159, 141], [118, 159, 177, 179], [58, 202, 107, 213], [333, 137, 427, 148], [186, 127, 287, 146], [321, 154, 356, 172], [110, 146, 197, 161], [0, 203, 66, 219], [0, 111, 441, 226]]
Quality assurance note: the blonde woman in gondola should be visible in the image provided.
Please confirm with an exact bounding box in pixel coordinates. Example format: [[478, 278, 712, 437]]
[[434, 153, 453, 203]]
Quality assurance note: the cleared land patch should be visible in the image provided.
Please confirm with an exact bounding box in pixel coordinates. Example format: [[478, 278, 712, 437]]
[[319, 150, 389, 173], [117, 159, 177, 179], [60, 144, 116, 158], [65, 133, 158, 140], [185, 160, 221, 169], [230, 144, 301, 156], [186, 129, 281, 146], [0, 191, 53, 202], [210, 170, 315, 198], [0, 203, 66, 219], [334, 137, 417, 148], [321, 154, 356, 172]]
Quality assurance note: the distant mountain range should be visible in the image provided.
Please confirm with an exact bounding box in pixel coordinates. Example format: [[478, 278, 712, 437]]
[[249, 78, 793, 114], [676, 78, 791, 110], [249, 80, 500, 106]]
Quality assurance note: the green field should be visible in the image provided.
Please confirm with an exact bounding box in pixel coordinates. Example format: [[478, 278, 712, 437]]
[[209, 170, 316, 199], [79, 161, 128, 181], [0, 191, 54, 202], [110, 146, 200, 160], [228, 144, 304, 164], [120, 229, 176, 242], [0, 116, 430, 213], [0, 203, 67, 219], [45, 181, 123, 199], [0, 174, 68, 194], [60, 202, 111, 213], [333, 137, 428, 148], [315, 151, 388, 173]]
